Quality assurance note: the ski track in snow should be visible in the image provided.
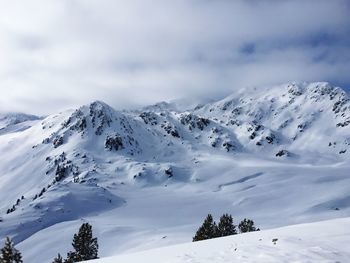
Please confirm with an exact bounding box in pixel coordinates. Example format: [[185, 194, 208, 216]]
[[214, 172, 263, 192]]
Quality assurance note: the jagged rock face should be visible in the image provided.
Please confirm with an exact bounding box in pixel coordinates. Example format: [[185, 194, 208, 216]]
[[45, 152, 79, 183], [105, 134, 124, 151], [89, 101, 113, 135], [53, 136, 64, 148], [64, 109, 87, 133], [180, 113, 210, 131], [140, 112, 158, 125], [161, 123, 180, 138]]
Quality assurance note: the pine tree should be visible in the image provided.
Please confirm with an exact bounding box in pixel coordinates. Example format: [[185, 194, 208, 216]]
[[52, 253, 63, 263], [0, 237, 23, 263], [192, 214, 218, 242], [238, 218, 258, 233], [217, 214, 237, 237], [66, 223, 98, 262]]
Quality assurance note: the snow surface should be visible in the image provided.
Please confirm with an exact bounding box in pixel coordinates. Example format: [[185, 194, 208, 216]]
[[0, 113, 41, 135], [0, 82, 350, 262], [86, 217, 350, 263]]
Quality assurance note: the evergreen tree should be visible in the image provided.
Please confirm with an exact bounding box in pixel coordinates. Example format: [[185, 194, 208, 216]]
[[0, 237, 23, 263], [238, 218, 258, 233], [192, 214, 218, 242], [66, 223, 98, 262], [52, 253, 63, 263], [217, 214, 237, 237]]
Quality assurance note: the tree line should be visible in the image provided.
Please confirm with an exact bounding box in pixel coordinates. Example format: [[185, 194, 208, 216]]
[[0, 215, 259, 262], [193, 213, 259, 242]]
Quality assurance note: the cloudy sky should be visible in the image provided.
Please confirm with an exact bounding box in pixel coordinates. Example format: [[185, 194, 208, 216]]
[[0, 0, 349, 115]]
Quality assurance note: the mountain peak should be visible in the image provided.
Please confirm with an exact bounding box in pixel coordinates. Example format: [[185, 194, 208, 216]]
[[88, 100, 114, 110], [58, 100, 118, 137], [76, 100, 116, 116]]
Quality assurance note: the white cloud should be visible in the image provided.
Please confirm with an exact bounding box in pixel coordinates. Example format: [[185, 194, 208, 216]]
[[0, 0, 349, 114]]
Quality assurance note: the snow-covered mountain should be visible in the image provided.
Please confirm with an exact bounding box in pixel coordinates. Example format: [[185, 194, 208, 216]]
[[0, 82, 350, 262], [194, 81, 350, 157]]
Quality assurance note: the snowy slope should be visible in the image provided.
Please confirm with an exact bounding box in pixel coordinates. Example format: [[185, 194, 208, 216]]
[[86, 217, 350, 263], [0, 82, 350, 262], [0, 113, 41, 136]]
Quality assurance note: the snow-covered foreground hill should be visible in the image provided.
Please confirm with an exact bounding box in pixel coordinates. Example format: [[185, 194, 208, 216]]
[[0, 82, 350, 262], [86, 217, 350, 263]]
